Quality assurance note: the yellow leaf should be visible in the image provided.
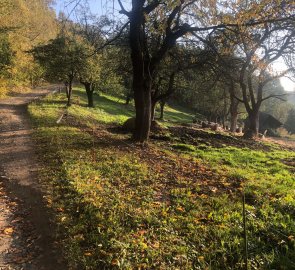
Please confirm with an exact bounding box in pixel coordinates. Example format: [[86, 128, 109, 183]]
[[3, 227, 14, 235], [139, 242, 148, 249], [151, 241, 160, 248]]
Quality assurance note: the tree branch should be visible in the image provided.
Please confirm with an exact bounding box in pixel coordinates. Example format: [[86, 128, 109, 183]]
[[89, 21, 130, 56], [118, 0, 131, 16], [144, 0, 161, 14], [261, 93, 288, 102]]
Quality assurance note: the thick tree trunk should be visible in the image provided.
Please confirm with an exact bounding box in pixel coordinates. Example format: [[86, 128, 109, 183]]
[[130, 3, 152, 142], [86, 90, 94, 107], [159, 100, 165, 120], [230, 112, 238, 133], [83, 82, 94, 107], [244, 110, 259, 138], [133, 79, 152, 142]]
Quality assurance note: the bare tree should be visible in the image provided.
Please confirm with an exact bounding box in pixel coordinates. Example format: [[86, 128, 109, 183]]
[[231, 21, 295, 138]]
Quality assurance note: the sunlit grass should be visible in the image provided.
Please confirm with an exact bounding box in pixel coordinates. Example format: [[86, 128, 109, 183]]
[[28, 90, 295, 270]]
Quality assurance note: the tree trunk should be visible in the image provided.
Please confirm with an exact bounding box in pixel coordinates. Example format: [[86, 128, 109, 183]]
[[87, 90, 94, 107], [65, 82, 69, 97], [230, 112, 238, 133], [229, 97, 239, 133], [67, 81, 72, 107], [151, 100, 156, 121], [130, 3, 152, 142], [133, 79, 152, 142], [125, 96, 130, 105], [244, 110, 259, 138], [83, 82, 94, 107], [30, 77, 35, 88], [66, 75, 74, 107], [160, 100, 165, 120], [222, 88, 227, 129]]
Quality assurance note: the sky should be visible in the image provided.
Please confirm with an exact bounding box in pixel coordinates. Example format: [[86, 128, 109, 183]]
[[52, 1, 295, 92], [274, 61, 295, 92], [280, 77, 295, 92], [53, 0, 123, 18]]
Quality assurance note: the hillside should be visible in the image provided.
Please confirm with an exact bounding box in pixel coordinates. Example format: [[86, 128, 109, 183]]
[[27, 88, 295, 270], [288, 93, 295, 106], [2, 1, 295, 269]]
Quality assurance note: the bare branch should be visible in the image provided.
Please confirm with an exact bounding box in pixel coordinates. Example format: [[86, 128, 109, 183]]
[[144, 0, 161, 14], [88, 21, 129, 57], [118, 0, 130, 16], [261, 93, 288, 102]]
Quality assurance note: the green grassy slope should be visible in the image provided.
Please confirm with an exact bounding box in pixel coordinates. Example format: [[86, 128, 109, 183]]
[[28, 88, 295, 270], [65, 88, 193, 126]]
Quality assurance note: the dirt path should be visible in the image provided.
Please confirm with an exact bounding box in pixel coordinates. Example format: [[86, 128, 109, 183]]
[[0, 88, 66, 270]]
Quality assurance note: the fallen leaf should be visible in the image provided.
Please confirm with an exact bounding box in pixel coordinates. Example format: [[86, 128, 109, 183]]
[[3, 227, 14, 235], [111, 259, 119, 265], [151, 241, 160, 248]]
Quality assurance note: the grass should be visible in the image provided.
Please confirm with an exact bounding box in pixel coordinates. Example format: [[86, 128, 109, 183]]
[[159, 104, 194, 123], [28, 88, 295, 270], [172, 144, 295, 196], [65, 88, 193, 126]]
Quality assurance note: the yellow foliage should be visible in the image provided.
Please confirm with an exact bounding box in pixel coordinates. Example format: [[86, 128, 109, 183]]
[[0, 0, 57, 87], [0, 78, 8, 98]]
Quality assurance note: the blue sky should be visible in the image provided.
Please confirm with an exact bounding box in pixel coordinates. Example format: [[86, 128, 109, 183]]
[[53, 0, 125, 18]]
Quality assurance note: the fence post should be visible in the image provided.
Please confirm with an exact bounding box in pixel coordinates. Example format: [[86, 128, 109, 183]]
[[243, 190, 248, 270]]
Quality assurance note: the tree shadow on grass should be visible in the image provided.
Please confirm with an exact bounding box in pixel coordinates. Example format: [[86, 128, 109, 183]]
[[74, 90, 134, 118]]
